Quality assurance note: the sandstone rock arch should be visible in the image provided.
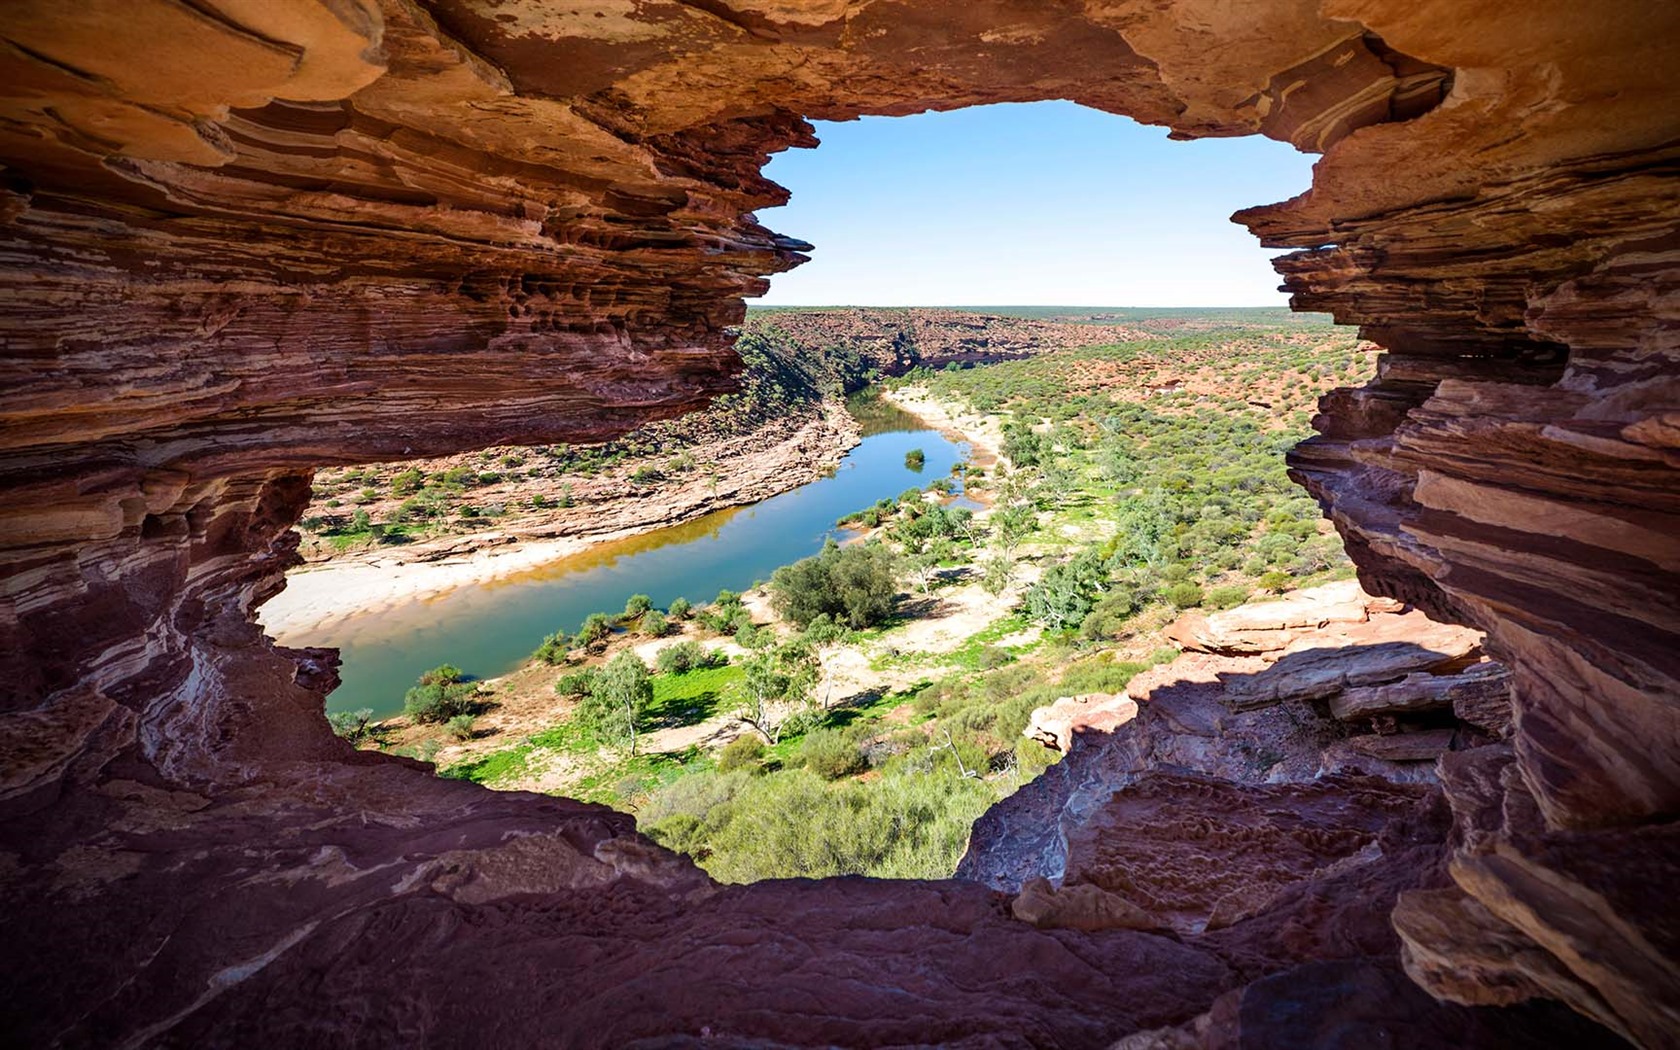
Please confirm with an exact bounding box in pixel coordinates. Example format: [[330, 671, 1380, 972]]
[[1, 2, 1675, 1045]]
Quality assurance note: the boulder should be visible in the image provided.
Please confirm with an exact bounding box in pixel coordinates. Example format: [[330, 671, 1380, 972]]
[[1223, 610, 1483, 710], [1022, 693, 1138, 753], [1330, 662, 1511, 721], [1166, 580, 1402, 655]]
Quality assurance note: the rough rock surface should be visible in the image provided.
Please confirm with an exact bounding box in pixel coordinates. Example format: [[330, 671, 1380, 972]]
[[2, 1, 1677, 1046], [1026, 693, 1141, 754], [962, 584, 1493, 893], [1166, 578, 1404, 654]]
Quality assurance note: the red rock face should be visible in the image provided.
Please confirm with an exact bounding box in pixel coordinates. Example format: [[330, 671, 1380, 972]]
[[1, 1, 1676, 1045]]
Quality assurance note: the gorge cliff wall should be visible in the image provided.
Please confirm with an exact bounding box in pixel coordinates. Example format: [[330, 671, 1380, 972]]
[[1, 1, 1676, 1046]]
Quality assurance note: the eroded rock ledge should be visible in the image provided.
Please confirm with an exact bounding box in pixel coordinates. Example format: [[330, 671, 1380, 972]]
[[1, 1, 1676, 1046]]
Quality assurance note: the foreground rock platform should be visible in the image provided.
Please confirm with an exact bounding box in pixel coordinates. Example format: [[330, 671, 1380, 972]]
[[2, 1, 1677, 1046]]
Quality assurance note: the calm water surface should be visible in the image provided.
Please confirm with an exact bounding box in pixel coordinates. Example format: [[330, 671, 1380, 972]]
[[303, 399, 968, 717]]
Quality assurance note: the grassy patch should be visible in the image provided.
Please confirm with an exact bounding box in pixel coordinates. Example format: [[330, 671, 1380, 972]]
[[646, 663, 743, 729]]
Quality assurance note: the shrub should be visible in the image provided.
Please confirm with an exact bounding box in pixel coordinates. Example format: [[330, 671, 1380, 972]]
[[642, 610, 670, 637], [446, 714, 477, 741], [801, 728, 866, 780], [801, 613, 846, 645], [577, 612, 613, 647], [404, 665, 477, 724], [769, 539, 899, 629], [1164, 582, 1205, 609], [1206, 584, 1250, 610], [327, 707, 375, 744], [1079, 587, 1140, 640], [904, 448, 925, 470], [976, 645, 1011, 670], [657, 641, 722, 675], [532, 632, 570, 665], [624, 594, 654, 618], [716, 734, 766, 773], [734, 622, 770, 649], [1259, 571, 1291, 593], [390, 467, 425, 496], [555, 667, 598, 697], [642, 767, 994, 882], [668, 596, 693, 620]]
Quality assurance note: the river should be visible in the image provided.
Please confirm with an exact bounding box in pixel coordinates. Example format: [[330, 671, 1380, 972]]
[[298, 395, 969, 718]]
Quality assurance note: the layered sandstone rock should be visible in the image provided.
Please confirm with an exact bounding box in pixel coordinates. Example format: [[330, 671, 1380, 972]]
[[965, 583, 1495, 893], [1, 1, 1676, 1045]]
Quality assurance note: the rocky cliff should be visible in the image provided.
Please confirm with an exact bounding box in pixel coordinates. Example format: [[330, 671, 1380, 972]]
[[1, 2, 1676, 1047]]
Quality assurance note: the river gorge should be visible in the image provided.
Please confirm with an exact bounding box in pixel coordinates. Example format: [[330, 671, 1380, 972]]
[[272, 394, 969, 719]]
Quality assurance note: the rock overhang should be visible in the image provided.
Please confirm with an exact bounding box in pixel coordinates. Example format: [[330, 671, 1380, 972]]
[[1, 1, 1677, 1046]]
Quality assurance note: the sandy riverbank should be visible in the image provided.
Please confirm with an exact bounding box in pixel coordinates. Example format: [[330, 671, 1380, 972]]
[[880, 385, 1003, 466], [263, 390, 1002, 644], [261, 529, 647, 641]]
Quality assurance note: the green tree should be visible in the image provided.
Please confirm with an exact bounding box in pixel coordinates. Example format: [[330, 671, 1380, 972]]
[[532, 631, 570, 665], [578, 651, 651, 754], [733, 642, 818, 744], [624, 593, 654, 618], [328, 707, 375, 744], [980, 555, 1016, 596], [577, 612, 613, 647], [1023, 549, 1109, 631], [403, 665, 478, 724], [908, 537, 955, 593], [992, 503, 1035, 557], [768, 540, 898, 629], [904, 448, 926, 471]]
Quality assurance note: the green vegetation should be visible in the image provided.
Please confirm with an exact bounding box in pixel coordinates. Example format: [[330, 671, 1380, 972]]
[[408, 315, 1372, 885], [885, 325, 1363, 643], [575, 651, 652, 755], [327, 707, 376, 744], [769, 540, 899, 629], [403, 665, 481, 724], [656, 640, 725, 675]]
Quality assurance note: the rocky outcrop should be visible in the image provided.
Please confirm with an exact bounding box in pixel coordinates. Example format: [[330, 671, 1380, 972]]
[[1, 1, 1676, 1045], [964, 583, 1497, 892], [1025, 693, 1140, 754]]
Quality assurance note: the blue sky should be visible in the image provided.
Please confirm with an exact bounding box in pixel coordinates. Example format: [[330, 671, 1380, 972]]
[[751, 101, 1316, 307]]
